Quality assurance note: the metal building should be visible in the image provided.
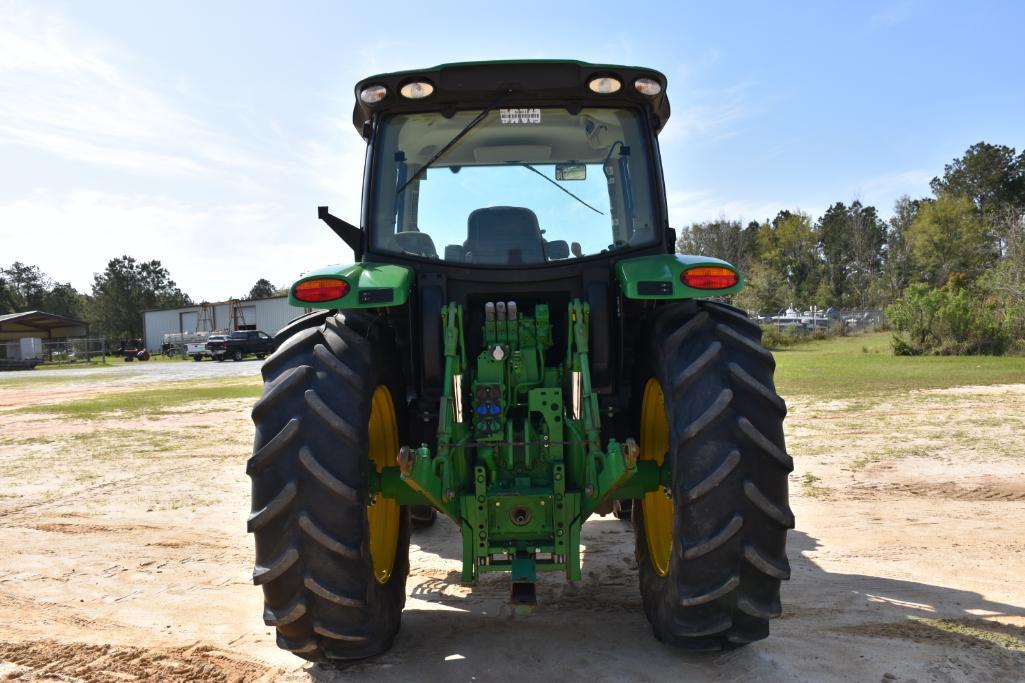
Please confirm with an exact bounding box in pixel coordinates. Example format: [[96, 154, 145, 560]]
[[1, 311, 92, 368], [142, 296, 316, 352], [0, 311, 89, 342]]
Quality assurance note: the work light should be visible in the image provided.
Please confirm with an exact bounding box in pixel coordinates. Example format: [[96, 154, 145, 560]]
[[359, 85, 387, 104], [587, 76, 622, 94], [400, 81, 434, 99], [634, 78, 662, 96]]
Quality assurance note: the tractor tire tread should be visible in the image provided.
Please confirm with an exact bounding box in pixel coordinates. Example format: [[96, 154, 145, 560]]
[[303, 574, 367, 608], [715, 322, 776, 369], [728, 362, 787, 416], [683, 450, 741, 503], [247, 481, 297, 532], [249, 311, 409, 663], [743, 480, 796, 528], [678, 574, 741, 607], [276, 634, 319, 654], [299, 447, 360, 504], [671, 341, 721, 399], [680, 388, 733, 442], [682, 514, 744, 559], [737, 417, 794, 471], [264, 597, 308, 626], [252, 546, 299, 585], [298, 512, 361, 559], [252, 366, 313, 422], [247, 418, 301, 475], [635, 300, 790, 651]]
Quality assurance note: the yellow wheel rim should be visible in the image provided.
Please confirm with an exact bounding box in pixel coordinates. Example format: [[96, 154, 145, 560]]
[[367, 385, 400, 584], [640, 378, 673, 577]]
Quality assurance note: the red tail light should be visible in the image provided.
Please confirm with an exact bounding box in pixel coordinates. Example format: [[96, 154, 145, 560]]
[[294, 278, 350, 302], [681, 267, 738, 290]]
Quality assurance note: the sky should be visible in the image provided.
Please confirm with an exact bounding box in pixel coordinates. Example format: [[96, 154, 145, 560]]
[[1, 0, 1023, 301]]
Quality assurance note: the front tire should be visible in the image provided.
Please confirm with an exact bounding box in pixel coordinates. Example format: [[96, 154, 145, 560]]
[[634, 300, 793, 650], [248, 311, 410, 662], [410, 505, 437, 529]]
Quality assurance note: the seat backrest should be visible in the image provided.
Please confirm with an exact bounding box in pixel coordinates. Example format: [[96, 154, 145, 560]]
[[394, 231, 438, 258], [465, 206, 545, 265]]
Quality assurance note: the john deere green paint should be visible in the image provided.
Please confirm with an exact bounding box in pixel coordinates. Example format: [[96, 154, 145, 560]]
[[246, 61, 792, 662]]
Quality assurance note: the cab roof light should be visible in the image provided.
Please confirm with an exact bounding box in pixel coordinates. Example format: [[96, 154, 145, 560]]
[[359, 84, 387, 104], [294, 278, 350, 302], [681, 267, 739, 290], [587, 76, 622, 94], [634, 77, 662, 96], [400, 80, 434, 99]]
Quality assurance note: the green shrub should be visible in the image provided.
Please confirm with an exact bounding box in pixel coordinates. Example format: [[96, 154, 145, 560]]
[[760, 325, 801, 349], [887, 278, 1013, 355]]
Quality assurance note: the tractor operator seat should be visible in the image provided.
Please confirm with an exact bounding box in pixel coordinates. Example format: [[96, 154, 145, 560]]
[[464, 206, 546, 265]]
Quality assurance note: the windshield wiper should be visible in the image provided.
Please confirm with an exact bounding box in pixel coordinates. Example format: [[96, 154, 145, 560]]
[[522, 164, 605, 215], [396, 91, 508, 196]]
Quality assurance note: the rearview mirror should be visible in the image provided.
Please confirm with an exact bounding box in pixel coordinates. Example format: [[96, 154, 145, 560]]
[[555, 164, 586, 181]]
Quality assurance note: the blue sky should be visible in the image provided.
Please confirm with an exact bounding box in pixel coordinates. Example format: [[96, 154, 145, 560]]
[[1, 0, 1022, 300]]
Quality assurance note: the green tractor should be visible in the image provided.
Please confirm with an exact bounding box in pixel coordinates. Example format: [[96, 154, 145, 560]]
[[247, 61, 792, 662]]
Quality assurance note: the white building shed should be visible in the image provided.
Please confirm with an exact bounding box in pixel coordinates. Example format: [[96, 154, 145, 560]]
[[143, 296, 317, 352]]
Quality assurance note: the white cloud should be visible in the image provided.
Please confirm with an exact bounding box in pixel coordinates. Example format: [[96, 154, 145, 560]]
[[674, 49, 723, 83], [870, 1, 915, 28], [666, 168, 934, 230], [0, 6, 278, 184], [301, 113, 369, 215], [0, 191, 353, 302], [659, 81, 755, 144], [853, 169, 933, 210], [667, 188, 797, 227], [0, 5, 369, 303]]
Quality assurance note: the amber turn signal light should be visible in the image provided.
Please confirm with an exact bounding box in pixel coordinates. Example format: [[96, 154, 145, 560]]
[[294, 278, 350, 302], [681, 267, 738, 289]]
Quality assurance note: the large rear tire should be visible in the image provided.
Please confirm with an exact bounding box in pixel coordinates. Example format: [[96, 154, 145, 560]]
[[247, 311, 410, 662], [634, 300, 793, 650]]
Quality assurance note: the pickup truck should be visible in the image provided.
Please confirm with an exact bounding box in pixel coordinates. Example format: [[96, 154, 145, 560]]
[[208, 330, 276, 361], [187, 333, 225, 361]]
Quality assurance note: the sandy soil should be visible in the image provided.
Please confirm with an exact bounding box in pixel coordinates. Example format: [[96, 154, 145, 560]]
[[0, 363, 1023, 682]]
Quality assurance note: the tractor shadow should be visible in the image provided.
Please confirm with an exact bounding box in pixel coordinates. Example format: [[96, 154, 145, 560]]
[[306, 525, 1025, 682]]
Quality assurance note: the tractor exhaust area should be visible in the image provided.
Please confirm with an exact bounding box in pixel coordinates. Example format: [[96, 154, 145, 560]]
[[0, 359, 1023, 681]]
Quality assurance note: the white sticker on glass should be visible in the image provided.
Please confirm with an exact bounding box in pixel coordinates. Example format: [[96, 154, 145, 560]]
[[500, 108, 542, 124]]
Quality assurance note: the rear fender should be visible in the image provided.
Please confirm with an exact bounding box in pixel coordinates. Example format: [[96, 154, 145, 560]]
[[289, 263, 414, 309], [615, 254, 743, 300]]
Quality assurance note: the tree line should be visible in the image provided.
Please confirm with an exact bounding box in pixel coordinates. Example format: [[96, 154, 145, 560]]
[[0, 257, 281, 341], [5, 142, 1021, 354], [677, 142, 1025, 354]]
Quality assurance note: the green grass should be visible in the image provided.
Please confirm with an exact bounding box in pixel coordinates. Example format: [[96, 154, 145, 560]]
[[773, 332, 1025, 398], [913, 617, 1025, 653], [15, 380, 261, 419], [801, 472, 831, 498], [63, 428, 186, 455], [851, 445, 935, 471]]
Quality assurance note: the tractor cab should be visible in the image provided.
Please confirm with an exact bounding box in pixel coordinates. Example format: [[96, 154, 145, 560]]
[[317, 62, 674, 264]]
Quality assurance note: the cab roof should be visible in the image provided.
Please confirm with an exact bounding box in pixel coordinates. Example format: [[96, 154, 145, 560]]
[[352, 60, 670, 138]]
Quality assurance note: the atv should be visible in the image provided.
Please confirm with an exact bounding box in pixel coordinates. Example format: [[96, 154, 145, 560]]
[[247, 60, 792, 662]]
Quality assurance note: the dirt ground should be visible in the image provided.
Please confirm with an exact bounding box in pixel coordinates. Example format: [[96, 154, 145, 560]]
[[0, 363, 1023, 682]]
